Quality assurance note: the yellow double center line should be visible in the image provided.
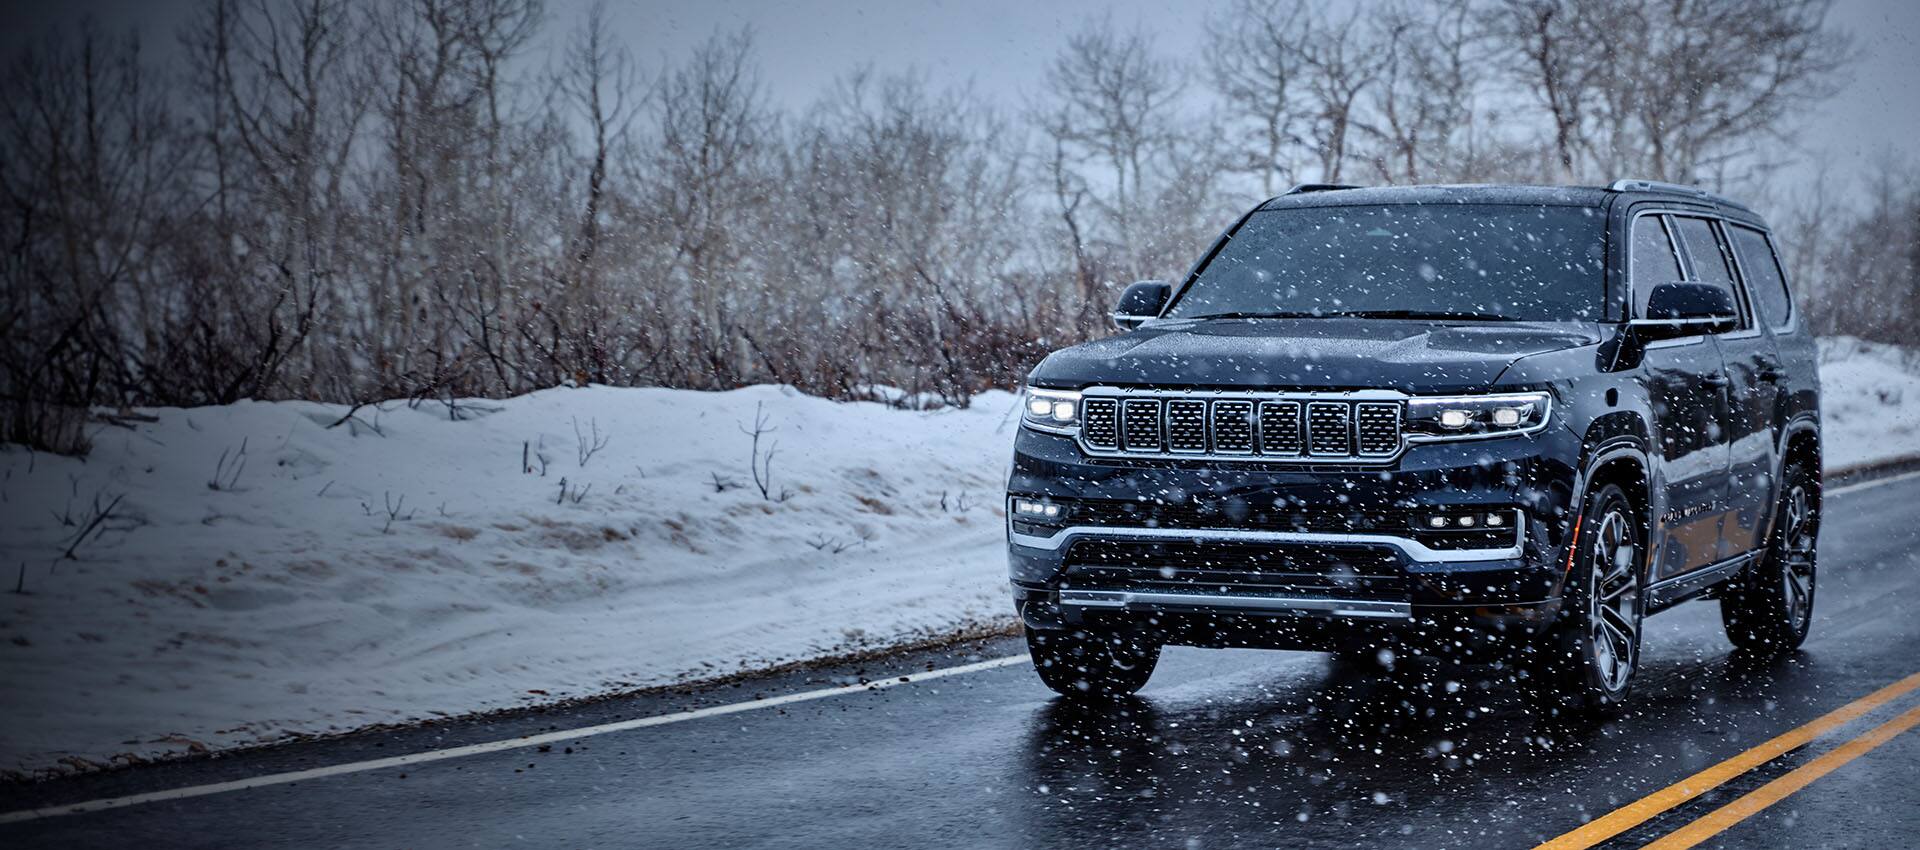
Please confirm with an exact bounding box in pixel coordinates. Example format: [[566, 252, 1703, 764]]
[[1536, 670, 1920, 850]]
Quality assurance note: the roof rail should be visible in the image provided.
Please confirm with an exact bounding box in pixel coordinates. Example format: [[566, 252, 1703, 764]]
[[1285, 183, 1363, 195], [1606, 178, 1749, 210]]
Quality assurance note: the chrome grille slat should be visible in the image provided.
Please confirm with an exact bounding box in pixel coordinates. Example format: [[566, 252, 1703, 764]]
[[1306, 402, 1352, 456], [1166, 400, 1208, 453], [1258, 401, 1303, 456], [1355, 402, 1400, 456], [1120, 399, 1163, 452], [1210, 401, 1255, 454], [1072, 391, 1402, 463], [1082, 399, 1119, 449]]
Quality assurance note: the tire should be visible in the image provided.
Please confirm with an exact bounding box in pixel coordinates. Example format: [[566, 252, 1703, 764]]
[[1533, 483, 1645, 716], [1721, 461, 1818, 653], [1026, 625, 1160, 698]]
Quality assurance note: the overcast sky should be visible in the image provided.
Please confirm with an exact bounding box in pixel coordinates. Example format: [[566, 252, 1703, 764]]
[[8, 0, 1917, 198]]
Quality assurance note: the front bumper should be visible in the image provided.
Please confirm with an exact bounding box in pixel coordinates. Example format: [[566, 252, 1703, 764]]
[[1005, 423, 1583, 646]]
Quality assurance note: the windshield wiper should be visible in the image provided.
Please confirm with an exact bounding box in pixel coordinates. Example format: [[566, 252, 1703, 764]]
[[1318, 309, 1521, 321], [1184, 311, 1325, 320]]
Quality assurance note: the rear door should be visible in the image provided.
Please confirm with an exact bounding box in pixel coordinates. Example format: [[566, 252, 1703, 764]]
[[1724, 224, 1800, 554], [1632, 213, 1733, 580]]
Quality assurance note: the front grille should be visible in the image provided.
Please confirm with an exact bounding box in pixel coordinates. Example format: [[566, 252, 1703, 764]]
[[1061, 540, 1408, 603], [1074, 391, 1405, 462]]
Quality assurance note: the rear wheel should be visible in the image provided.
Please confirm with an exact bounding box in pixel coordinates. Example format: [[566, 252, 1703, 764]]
[[1534, 484, 1644, 716], [1721, 461, 1818, 653], [1026, 626, 1159, 698]]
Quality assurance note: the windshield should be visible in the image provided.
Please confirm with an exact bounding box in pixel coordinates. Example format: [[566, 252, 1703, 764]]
[[1165, 204, 1606, 322]]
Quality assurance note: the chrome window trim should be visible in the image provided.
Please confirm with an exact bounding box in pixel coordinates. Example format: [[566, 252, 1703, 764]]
[[1627, 207, 1771, 342], [1007, 522, 1526, 564]]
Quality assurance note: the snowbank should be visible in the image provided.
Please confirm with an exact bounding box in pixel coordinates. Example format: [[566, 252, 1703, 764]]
[[1818, 337, 1920, 470], [1, 337, 1917, 776], [1, 386, 1020, 775]]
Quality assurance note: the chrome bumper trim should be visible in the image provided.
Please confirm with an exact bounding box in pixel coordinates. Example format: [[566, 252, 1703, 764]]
[[1007, 524, 1524, 563], [1058, 589, 1412, 619]]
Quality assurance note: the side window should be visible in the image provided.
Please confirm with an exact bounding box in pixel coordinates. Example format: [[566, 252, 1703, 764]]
[[1730, 225, 1793, 328], [1672, 216, 1748, 329], [1630, 215, 1684, 317]]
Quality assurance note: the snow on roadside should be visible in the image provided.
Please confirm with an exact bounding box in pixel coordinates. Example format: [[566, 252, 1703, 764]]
[[0, 385, 1021, 776], [0, 337, 1916, 777], [1818, 336, 1920, 470]]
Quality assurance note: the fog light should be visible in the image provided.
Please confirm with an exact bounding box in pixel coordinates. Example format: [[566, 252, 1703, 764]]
[[1428, 515, 1450, 528], [1485, 512, 1506, 527], [1491, 407, 1523, 427], [1438, 409, 1472, 429], [1457, 514, 1477, 527]]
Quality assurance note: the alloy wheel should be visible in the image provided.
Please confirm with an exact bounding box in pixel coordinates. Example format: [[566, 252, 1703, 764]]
[[1588, 508, 1640, 693], [1780, 484, 1817, 631]]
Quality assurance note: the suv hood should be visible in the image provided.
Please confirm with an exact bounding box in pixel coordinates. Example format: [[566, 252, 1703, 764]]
[[1029, 318, 1603, 392]]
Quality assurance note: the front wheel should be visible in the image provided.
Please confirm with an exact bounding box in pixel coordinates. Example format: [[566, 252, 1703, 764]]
[[1533, 484, 1644, 716], [1026, 626, 1159, 698], [1721, 462, 1818, 653]]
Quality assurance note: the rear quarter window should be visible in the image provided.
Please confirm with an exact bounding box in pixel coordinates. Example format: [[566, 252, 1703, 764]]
[[1729, 225, 1794, 328]]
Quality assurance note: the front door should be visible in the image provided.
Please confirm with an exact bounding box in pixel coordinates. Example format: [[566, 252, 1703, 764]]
[[1632, 213, 1733, 581], [1679, 218, 1780, 559]]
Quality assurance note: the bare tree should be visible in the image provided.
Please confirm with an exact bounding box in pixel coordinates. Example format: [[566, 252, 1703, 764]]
[[1291, 8, 1384, 184], [1206, 0, 1312, 196], [1037, 18, 1195, 282], [0, 0, 1892, 458], [1490, 0, 1850, 183], [1362, 0, 1483, 183]]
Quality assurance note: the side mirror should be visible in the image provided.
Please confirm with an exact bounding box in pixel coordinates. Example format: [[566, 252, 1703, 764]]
[[1630, 282, 1738, 339], [1112, 281, 1171, 331]]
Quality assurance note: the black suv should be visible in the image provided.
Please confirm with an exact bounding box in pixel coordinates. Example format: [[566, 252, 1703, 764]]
[[1007, 181, 1820, 713]]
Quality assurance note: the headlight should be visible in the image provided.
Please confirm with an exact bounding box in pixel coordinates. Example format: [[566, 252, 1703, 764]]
[[1021, 387, 1081, 434], [1404, 391, 1551, 441]]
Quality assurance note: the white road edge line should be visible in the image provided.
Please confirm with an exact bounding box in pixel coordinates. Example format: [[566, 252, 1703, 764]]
[[7, 467, 1916, 825], [1827, 467, 1920, 496], [0, 653, 1032, 824]]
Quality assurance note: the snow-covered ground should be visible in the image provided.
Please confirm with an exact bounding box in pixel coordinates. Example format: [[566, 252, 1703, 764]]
[[2, 336, 1918, 777], [1817, 337, 1920, 470], [0, 386, 1022, 776]]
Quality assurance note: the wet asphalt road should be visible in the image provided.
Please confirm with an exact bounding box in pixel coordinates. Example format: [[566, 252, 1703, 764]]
[[5, 473, 1920, 849]]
